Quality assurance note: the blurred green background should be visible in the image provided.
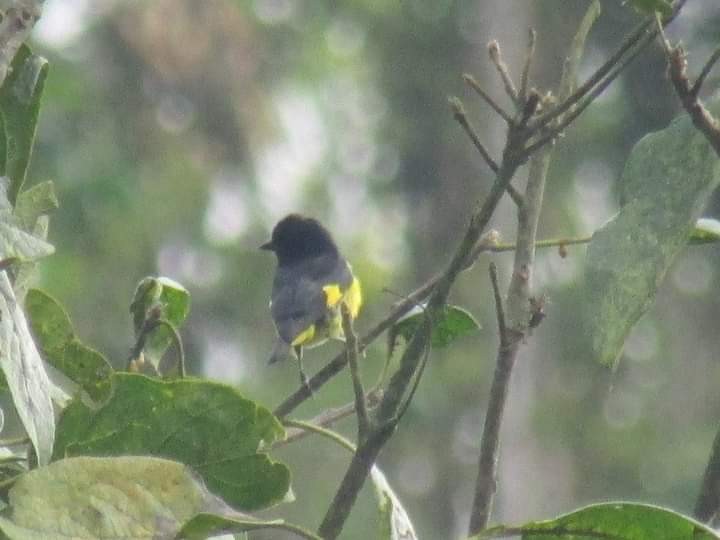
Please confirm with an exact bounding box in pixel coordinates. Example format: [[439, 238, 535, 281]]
[[19, 0, 720, 537]]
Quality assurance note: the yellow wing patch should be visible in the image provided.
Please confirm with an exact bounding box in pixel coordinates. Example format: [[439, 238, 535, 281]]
[[322, 278, 362, 317], [323, 284, 343, 308], [345, 277, 362, 318], [291, 324, 316, 347]]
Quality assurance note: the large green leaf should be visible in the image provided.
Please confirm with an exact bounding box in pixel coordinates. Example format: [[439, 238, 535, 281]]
[[129, 276, 191, 373], [577, 101, 720, 368], [0, 456, 285, 540], [0, 273, 54, 466], [0, 45, 48, 205], [25, 288, 113, 402], [475, 502, 719, 539], [53, 373, 290, 511]]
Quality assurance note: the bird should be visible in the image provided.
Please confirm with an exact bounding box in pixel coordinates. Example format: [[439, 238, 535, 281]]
[[261, 214, 362, 387]]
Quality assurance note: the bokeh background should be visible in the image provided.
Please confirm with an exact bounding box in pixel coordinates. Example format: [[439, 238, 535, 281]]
[[18, 0, 720, 537]]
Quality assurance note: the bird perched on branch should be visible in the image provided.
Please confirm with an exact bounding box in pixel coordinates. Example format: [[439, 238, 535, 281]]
[[261, 214, 362, 386]]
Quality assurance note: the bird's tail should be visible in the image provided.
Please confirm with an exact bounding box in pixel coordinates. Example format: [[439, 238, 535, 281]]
[[268, 339, 292, 364]]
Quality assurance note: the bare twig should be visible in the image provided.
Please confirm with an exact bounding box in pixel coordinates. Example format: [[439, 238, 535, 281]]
[[450, 96, 499, 172], [691, 47, 720, 98], [519, 28, 537, 103], [488, 263, 507, 347], [341, 303, 370, 441], [319, 142, 527, 539], [530, 0, 687, 135], [463, 74, 514, 124], [488, 40, 518, 105], [469, 2, 599, 533], [450, 96, 523, 206], [275, 390, 383, 449], [524, 27, 654, 156], [657, 19, 720, 157]]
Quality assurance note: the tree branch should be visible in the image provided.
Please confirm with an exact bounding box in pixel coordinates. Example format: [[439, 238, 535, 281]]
[[488, 40, 518, 105], [657, 19, 720, 157], [319, 127, 528, 539], [468, 2, 598, 532], [463, 74, 513, 124], [341, 303, 370, 441], [488, 262, 507, 347], [530, 0, 687, 134], [519, 28, 537, 104]]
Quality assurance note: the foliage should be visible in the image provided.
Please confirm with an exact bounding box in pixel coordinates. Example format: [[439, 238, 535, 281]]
[[0, 2, 715, 539], [577, 100, 720, 368], [476, 503, 720, 540]]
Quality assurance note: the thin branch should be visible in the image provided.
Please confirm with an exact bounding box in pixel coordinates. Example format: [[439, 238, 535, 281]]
[[531, 0, 687, 133], [283, 419, 356, 453], [691, 46, 720, 98], [274, 390, 383, 449], [519, 28, 537, 103], [657, 18, 720, 157], [450, 96, 499, 172], [488, 263, 507, 347], [462, 74, 513, 124], [468, 341, 520, 533], [523, 26, 655, 157], [469, 2, 598, 532], [319, 141, 527, 540], [341, 303, 370, 441], [450, 96, 524, 207], [392, 326, 432, 427], [488, 40, 518, 105]]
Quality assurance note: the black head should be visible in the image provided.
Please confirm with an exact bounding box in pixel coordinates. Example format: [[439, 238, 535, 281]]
[[260, 214, 338, 265]]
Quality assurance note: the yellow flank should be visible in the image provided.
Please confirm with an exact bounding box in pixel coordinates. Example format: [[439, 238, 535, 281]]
[[295, 276, 363, 348], [291, 324, 316, 347], [323, 284, 343, 307], [345, 277, 362, 318]]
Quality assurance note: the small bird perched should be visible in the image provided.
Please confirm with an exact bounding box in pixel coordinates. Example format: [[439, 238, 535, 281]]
[[261, 214, 362, 386]]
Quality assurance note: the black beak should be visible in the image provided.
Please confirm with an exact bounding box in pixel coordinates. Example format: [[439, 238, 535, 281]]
[[260, 241, 275, 251]]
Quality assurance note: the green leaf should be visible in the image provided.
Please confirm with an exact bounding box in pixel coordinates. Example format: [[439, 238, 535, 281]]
[[13, 180, 58, 231], [0, 274, 54, 466], [475, 502, 719, 539], [25, 289, 113, 402], [129, 276, 191, 372], [371, 465, 418, 540], [577, 100, 720, 368], [0, 45, 48, 205], [0, 178, 53, 265], [0, 455, 281, 540], [690, 217, 720, 243], [53, 373, 290, 511], [389, 304, 480, 354], [626, 0, 673, 17], [177, 514, 288, 540]]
